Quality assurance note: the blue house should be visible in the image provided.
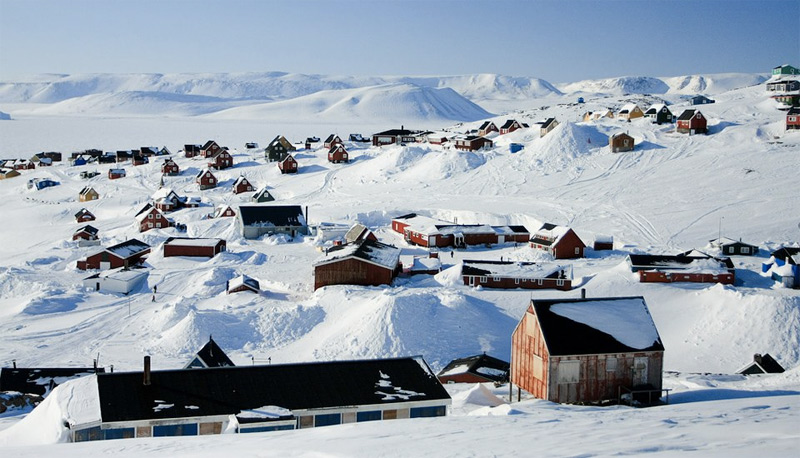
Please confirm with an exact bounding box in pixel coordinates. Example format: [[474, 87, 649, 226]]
[[690, 95, 715, 105], [27, 178, 59, 190], [762, 247, 800, 288]]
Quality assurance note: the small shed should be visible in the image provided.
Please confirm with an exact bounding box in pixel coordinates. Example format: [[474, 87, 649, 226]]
[[163, 237, 226, 258], [108, 168, 126, 180], [609, 133, 634, 153], [213, 205, 236, 218], [676, 109, 708, 134], [313, 239, 402, 290], [593, 234, 614, 251], [232, 175, 255, 194], [345, 224, 377, 244], [437, 354, 510, 384], [226, 275, 260, 295], [75, 208, 96, 223], [79, 186, 99, 202], [83, 267, 148, 294], [278, 155, 298, 174]]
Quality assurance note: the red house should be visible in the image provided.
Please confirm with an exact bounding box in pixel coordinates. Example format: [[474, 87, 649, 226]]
[[208, 149, 233, 170], [324, 134, 343, 149], [135, 203, 172, 232], [530, 223, 585, 259], [453, 136, 493, 151], [327, 144, 349, 163], [232, 175, 254, 194], [196, 169, 217, 190], [213, 204, 236, 218], [676, 109, 708, 134], [313, 239, 401, 290], [227, 274, 260, 294], [786, 107, 800, 131], [511, 296, 665, 404], [72, 225, 99, 242], [461, 260, 572, 290], [163, 237, 226, 258], [184, 144, 201, 158], [500, 119, 524, 134], [392, 213, 529, 248], [201, 140, 222, 158], [478, 121, 499, 136], [278, 155, 298, 174], [76, 239, 151, 270], [161, 158, 180, 176], [75, 208, 96, 223], [108, 168, 126, 180], [628, 253, 735, 285]]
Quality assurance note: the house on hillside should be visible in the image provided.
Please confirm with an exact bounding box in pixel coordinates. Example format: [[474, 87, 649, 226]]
[[627, 252, 735, 284], [265, 135, 296, 162], [278, 154, 298, 174], [593, 234, 614, 251], [391, 213, 529, 248], [185, 337, 235, 369], [108, 168, 126, 180], [327, 144, 349, 163], [426, 132, 450, 145], [152, 188, 181, 212], [786, 107, 800, 130], [213, 204, 236, 218], [227, 274, 260, 295], [689, 95, 715, 105], [67, 355, 450, 442], [708, 237, 758, 256], [676, 109, 708, 134], [161, 158, 180, 176], [538, 118, 559, 137], [736, 353, 786, 375], [372, 127, 421, 146], [201, 140, 223, 158], [76, 238, 151, 270], [27, 178, 59, 190], [208, 149, 233, 170], [72, 225, 100, 246], [237, 205, 308, 239], [196, 169, 217, 190], [644, 104, 674, 124], [0, 168, 21, 180], [135, 203, 173, 232], [617, 104, 644, 120], [11, 159, 35, 170], [761, 247, 800, 288], [313, 239, 402, 290], [530, 223, 585, 259], [163, 237, 226, 258], [609, 133, 634, 152], [765, 78, 800, 93], [79, 186, 99, 202], [83, 267, 148, 295], [232, 175, 254, 194], [453, 135, 493, 151], [323, 134, 343, 149], [132, 153, 149, 166], [499, 119, 524, 134], [184, 144, 202, 158], [772, 64, 800, 76], [478, 121, 499, 136], [252, 186, 275, 203], [511, 296, 665, 404], [0, 366, 104, 398], [345, 223, 377, 244], [32, 152, 62, 163], [461, 260, 572, 290], [75, 208, 96, 223], [437, 354, 509, 385]]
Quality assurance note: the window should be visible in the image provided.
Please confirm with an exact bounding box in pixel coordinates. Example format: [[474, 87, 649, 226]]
[[557, 360, 580, 384], [240, 424, 294, 433], [314, 413, 342, 427], [357, 411, 382, 422], [606, 357, 617, 372], [575, 247, 580, 254], [148, 214, 153, 219], [493, 276, 500, 282], [537, 279, 543, 285], [727, 247, 734, 253], [557, 279, 564, 286], [104, 427, 135, 440], [515, 278, 520, 284], [147, 222, 153, 228], [153, 423, 198, 437], [156, 213, 161, 219], [742, 247, 750, 254], [532, 355, 544, 379], [73, 426, 103, 442], [410, 406, 446, 418], [209, 178, 215, 183], [480, 276, 487, 283]]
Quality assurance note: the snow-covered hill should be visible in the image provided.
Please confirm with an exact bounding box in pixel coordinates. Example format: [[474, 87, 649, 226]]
[[558, 72, 768, 96]]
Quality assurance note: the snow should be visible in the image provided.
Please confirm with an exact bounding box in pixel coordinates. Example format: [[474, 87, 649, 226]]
[[463, 261, 565, 279], [550, 298, 661, 350], [164, 238, 222, 247]]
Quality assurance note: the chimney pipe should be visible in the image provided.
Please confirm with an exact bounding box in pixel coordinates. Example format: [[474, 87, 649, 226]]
[[93, 359, 97, 370], [12, 359, 16, 369], [581, 288, 586, 299], [143, 356, 151, 386], [305, 206, 308, 226], [754, 353, 762, 364]]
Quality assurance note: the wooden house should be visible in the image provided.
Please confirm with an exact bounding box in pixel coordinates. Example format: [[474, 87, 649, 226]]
[[708, 237, 758, 256], [184, 337, 235, 369], [530, 223, 586, 259], [139, 146, 159, 157], [208, 149, 233, 170], [0, 168, 21, 180], [135, 203, 173, 232], [327, 144, 349, 163], [12, 159, 35, 170], [786, 107, 800, 130], [372, 127, 420, 146], [403, 253, 442, 276], [426, 132, 450, 145], [392, 213, 529, 248], [278, 155, 298, 174], [66, 355, 449, 442], [161, 158, 180, 176], [761, 247, 800, 288], [323, 134, 343, 149], [184, 144, 201, 158], [499, 119, 524, 134], [627, 252, 735, 284], [478, 121, 499, 136], [76, 238, 151, 270], [72, 225, 100, 246], [772, 64, 800, 76], [676, 109, 708, 134], [0, 366, 104, 398], [539, 118, 558, 137], [511, 296, 665, 404], [83, 267, 148, 295], [644, 104, 674, 124], [313, 239, 402, 290], [265, 135, 296, 162], [152, 188, 181, 212], [453, 136, 493, 151], [226, 275, 260, 295], [345, 223, 377, 244], [736, 353, 786, 375], [114, 150, 133, 163], [75, 208, 96, 223], [163, 237, 226, 258], [201, 140, 223, 158], [79, 186, 99, 202], [32, 152, 62, 163], [213, 204, 236, 218], [461, 260, 572, 290], [765, 78, 800, 93], [593, 234, 614, 251], [132, 153, 149, 166], [609, 133, 634, 152], [252, 187, 275, 203], [232, 175, 254, 194], [237, 205, 309, 239], [617, 104, 644, 120], [437, 354, 509, 385], [689, 95, 715, 105], [108, 168, 126, 180], [27, 178, 59, 190], [196, 169, 217, 190]]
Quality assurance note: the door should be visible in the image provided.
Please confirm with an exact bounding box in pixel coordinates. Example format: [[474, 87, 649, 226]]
[[498, 235, 505, 244], [100, 262, 111, 270], [633, 357, 648, 386]]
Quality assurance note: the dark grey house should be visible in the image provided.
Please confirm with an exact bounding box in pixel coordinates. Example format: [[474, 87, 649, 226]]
[[237, 205, 309, 239]]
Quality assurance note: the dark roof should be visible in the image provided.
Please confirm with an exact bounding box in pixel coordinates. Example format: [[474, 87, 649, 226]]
[[0, 367, 105, 396], [324, 134, 340, 143], [75, 208, 94, 218], [74, 225, 99, 236], [202, 140, 218, 150], [238, 205, 306, 227], [189, 337, 235, 368], [184, 144, 201, 153], [135, 203, 155, 217], [500, 119, 518, 129], [678, 109, 700, 120], [540, 223, 557, 231], [96, 356, 449, 423], [738, 353, 786, 375], [507, 225, 529, 233], [787, 107, 800, 116], [373, 128, 419, 136], [437, 354, 509, 383], [628, 253, 735, 270], [461, 260, 563, 279], [106, 238, 151, 258], [771, 247, 800, 263], [540, 118, 557, 129], [530, 297, 664, 356], [320, 239, 401, 269]]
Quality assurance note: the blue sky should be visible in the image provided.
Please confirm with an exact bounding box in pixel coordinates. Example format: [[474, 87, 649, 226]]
[[0, 0, 797, 82]]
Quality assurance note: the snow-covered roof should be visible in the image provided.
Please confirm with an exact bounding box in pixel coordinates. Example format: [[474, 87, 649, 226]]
[[618, 103, 640, 113], [407, 256, 442, 272], [316, 239, 401, 270], [531, 223, 572, 246], [105, 239, 151, 258], [227, 274, 260, 292], [84, 267, 148, 282], [164, 237, 225, 248], [461, 260, 568, 280]]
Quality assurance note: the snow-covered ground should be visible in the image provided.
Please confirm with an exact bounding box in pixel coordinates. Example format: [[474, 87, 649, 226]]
[[0, 71, 798, 454]]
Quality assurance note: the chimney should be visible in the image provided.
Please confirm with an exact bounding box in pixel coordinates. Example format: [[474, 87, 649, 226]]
[[305, 206, 309, 225], [430, 251, 438, 259], [581, 288, 586, 299], [143, 356, 151, 386], [12, 359, 16, 369], [93, 359, 97, 370], [754, 353, 762, 364]]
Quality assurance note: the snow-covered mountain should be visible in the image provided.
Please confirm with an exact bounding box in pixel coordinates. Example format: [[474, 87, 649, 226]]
[[557, 73, 768, 96]]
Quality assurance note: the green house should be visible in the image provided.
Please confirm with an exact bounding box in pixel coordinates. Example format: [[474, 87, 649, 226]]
[[252, 187, 275, 203], [265, 135, 296, 162], [772, 64, 800, 76]]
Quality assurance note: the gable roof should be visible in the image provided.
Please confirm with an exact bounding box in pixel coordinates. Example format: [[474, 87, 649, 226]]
[[105, 238, 151, 258], [238, 205, 306, 228], [677, 109, 703, 120], [324, 134, 341, 144], [770, 247, 800, 263], [134, 203, 166, 223], [373, 128, 420, 136], [75, 208, 94, 218], [645, 104, 671, 115], [227, 274, 260, 293], [316, 239, 401, 270], [530, 223, 576, 247], [530, 296, 664, 356], [196, 168, 215, 179], [708, 237, 758, 249], [540, 118, 558, 129], [437, 353, 509, 383], [185, 337, 235, 369], [618, 103, 640, 114], [345, 223, 372, 244], [0, 367, 105, 397], [74, 225, 99, 236], [628, 253, 734, 271], [500, 119, 519, 129], [201, 140, 219, 150], [232, 175, 251, 188], [461, 260, 568, 280], [96, 356, 449, 423], [736, 353, 786, 375]]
